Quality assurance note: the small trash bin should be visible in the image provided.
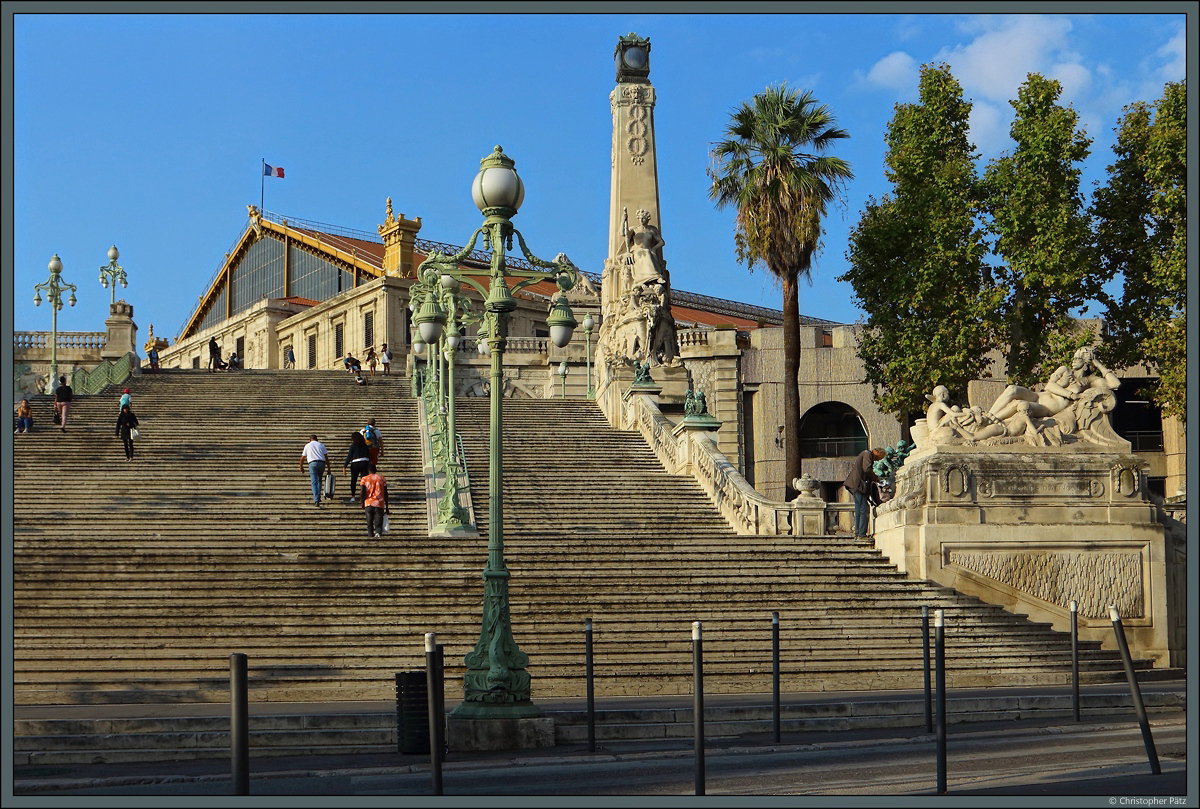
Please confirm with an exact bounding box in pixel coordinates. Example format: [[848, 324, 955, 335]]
[[395, 670, 430, 754]]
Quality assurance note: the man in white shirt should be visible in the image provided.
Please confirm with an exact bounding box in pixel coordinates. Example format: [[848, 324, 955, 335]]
[[299, 434, 329, 507]]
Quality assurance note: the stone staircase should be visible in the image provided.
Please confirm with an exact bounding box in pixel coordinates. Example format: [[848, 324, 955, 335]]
[[13, 370, 1153, 712]]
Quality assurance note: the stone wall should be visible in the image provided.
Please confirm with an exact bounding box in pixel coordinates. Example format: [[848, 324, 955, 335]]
[[873, 444, 1181, 667], [744, 324, 900, 502]]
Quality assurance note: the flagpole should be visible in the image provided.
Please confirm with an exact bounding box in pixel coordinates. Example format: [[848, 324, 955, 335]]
[[261, 158, 265, 211]]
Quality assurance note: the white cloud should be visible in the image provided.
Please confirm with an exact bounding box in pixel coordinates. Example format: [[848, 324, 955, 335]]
[[893, 15, 923, 43], [862, 51, 919, 94], [1152, 26, 1185, 81], [967, 100, 1009, 160], [1049, 61, 1092, 102], [935, 15, 1077, 103]]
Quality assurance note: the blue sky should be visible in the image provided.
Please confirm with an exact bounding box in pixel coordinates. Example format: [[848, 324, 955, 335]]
[[10, 8, 1191, 343]]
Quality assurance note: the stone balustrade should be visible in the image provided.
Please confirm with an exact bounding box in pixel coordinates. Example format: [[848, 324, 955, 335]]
[[605, 379, 832, 536], [14, 331, 107, 350]]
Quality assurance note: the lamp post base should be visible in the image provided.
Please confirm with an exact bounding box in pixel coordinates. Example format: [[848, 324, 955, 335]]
[[446, 707, 554, 752]]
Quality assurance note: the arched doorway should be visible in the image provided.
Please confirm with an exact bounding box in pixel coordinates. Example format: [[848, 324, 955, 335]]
[[798, 401, 868, 460], [798, 402, 869, 504]]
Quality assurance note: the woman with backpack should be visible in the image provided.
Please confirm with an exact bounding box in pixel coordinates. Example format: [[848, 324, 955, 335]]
[[342, 430, 372, 500]]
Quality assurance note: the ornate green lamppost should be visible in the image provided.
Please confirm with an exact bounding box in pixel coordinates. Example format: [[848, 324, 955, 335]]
[[33, 254, 77, 394], [415, 146, 580, 719], [98, 245, 127, 306]]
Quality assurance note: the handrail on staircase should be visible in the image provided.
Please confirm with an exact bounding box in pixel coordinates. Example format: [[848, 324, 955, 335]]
[[414, 381, 478, 537], [66, 353, 138, 396]]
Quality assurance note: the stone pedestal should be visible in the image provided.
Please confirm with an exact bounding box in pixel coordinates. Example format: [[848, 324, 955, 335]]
[[873, 444, 1180, 667], [445, 716, 555, 752], [100, 301, 139, 361], [654, 364, 690, 405]]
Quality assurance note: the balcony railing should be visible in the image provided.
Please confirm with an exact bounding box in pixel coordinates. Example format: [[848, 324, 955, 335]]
[[799, 436, 868, 458], [1122, 430, 1165, 452]]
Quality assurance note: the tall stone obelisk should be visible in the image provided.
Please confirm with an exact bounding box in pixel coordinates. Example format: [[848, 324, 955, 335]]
[[600, 33, 680, 371]]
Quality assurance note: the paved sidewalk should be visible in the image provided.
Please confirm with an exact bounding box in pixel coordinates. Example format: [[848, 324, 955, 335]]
[[10, 681, 1189, 797]]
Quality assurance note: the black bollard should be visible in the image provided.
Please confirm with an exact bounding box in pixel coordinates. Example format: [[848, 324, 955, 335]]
[[922, 605, 932, 733], [435, 643, 446, 764], [585, 618, 596, 753], [229, 653, 249, 796], [771, 611, 781, 743], [1109, 606, 1161, 774], [935, 609, 947, 794], [425, 633, 443, 795], [693, 621, 705, 796], [1070, 600, 1080, 722]]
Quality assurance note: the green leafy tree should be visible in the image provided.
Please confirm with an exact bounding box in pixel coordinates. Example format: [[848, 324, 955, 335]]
[[841, 64, 1001, 418], [982, 73, 1097, 385], [1094, 80, 1187, 420], [708, 84, 852, 496]]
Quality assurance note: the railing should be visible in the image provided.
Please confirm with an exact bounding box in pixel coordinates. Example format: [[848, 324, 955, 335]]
[[70, 353, 136, 396], [1122, 431, 1165, 453], [505, 337, 549, 354], [799, 436, 868, 458], [413, 369, 477, 536], [14, 331, 107, 350], [607, 381, 833, 537], [677, 330, 710, 349], [262, 209, 381, 244]]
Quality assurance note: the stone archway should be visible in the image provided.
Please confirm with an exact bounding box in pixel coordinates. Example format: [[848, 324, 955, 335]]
[[798, 401, 868, 460]]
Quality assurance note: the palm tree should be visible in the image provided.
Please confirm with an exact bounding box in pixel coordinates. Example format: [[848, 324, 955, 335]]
[[708, 84, 853, 499]]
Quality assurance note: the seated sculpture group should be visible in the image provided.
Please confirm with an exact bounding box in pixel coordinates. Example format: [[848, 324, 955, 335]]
[[923, 346, 1124, 448]]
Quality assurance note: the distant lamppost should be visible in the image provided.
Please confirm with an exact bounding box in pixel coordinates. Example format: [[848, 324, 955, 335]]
[[557, 360, 568, 399], [582, 312, 595, 399], [411, 338, 426, 396], [98, 245, 127, 306], [414, 146, 580, 720], [33, 254, 77, 394]]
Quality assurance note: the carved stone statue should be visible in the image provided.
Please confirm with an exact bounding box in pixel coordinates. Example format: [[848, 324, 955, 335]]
[[622, 207, 666, 287], [925, 385, 1006, 445], [987, 346, 1120, 437], [916, 346, 1126, 449]]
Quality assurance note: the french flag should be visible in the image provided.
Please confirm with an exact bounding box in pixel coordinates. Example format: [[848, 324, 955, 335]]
[[263, 163, 285, 178]]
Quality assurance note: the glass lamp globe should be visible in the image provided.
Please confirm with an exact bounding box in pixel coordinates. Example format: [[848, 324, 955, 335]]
[[414, 295, 447, 344], [470, 146, 524, 214], [546, 296, 577, 348], [623, 46, 647, 69]]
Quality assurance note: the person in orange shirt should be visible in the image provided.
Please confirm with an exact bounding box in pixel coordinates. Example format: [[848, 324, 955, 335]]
[[359, 464, 390, 538]]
